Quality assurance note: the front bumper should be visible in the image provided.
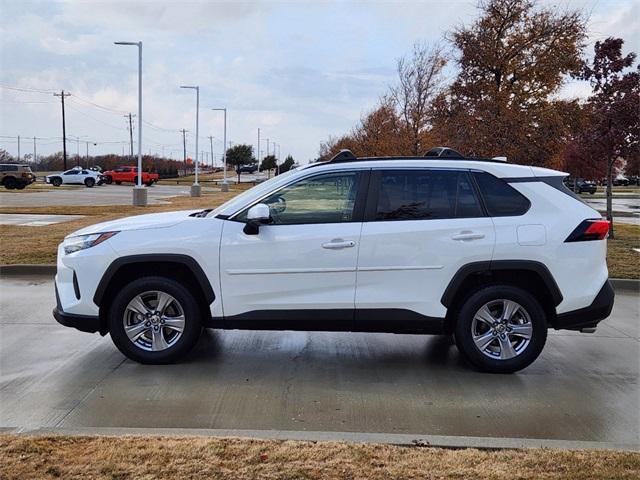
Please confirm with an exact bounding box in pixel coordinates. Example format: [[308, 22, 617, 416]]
[[54, 283, 101, 333], [554, 280, 615, 330], [53, 307, 101, 334]]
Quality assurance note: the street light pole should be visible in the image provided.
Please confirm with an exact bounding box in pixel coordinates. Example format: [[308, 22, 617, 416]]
[[208, 136, 215, 169], [211, 108, 228, 191], [180, 85, 201, 197], [115, 40, 146, 206]]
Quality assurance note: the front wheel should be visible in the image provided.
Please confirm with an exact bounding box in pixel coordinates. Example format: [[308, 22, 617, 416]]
[[454, 285, 547, 373], [84, 177, 95, 188], [108, 276, 203, 364], [51, 177, 62, 187]]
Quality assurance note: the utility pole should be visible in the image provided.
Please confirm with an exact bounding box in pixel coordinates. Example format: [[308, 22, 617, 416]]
[[17, 135, 20, 161], [257, 128, 260, 170], [53, 90, 70, 170], [181, 129, 188, 175], [208, 135, 215, 169], [125, 113, 134, 159], [33, 136, 36, 164]]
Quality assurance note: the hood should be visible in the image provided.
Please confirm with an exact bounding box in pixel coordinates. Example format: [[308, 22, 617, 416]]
[[69, 209, 200, 237]]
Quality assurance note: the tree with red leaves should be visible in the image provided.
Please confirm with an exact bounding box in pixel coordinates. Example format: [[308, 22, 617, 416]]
[[570, 37, 639, 238]]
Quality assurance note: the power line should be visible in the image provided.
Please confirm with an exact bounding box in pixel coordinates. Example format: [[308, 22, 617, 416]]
[[0, 84, 57, 94], [65, 102, 129, 131]]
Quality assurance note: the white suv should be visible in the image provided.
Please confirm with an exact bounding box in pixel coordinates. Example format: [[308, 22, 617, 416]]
[[53, 150, 614, 373]]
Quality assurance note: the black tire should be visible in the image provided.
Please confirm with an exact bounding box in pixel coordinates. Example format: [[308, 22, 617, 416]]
[[145, 181, 154, 187], [15, 183, 26, 190], [3, 177, 17, 189], [104, 176, 113, 184], [133, 176, 139, 185], [115, 181, 122, 185], [84, 177, 95, 188], [108, 276, 203, 364], [454, 285, 547, 374], [51, 177, 62, 187]]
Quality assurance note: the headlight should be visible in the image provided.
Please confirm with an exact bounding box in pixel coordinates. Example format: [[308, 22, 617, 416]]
[[63, 232, 119, 254]]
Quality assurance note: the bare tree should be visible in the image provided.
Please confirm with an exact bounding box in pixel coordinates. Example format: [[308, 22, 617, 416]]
[[390, 42, 448, 155]]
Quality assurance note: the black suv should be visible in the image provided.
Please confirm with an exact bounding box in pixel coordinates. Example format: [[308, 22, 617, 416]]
[[564, 178, 597, 194]]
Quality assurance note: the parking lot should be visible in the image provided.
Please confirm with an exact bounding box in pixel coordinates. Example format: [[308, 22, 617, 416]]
[[0, 274, 637, 447]]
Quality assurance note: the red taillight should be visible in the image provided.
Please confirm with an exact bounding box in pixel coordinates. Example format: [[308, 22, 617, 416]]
[[565, 219, 610, 242]]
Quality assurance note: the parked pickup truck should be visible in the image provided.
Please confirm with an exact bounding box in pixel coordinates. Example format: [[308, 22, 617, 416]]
[[102, 166, 159, 186]]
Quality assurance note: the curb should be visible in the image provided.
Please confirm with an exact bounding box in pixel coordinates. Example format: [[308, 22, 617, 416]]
[[6, 427, 638, 452], [0, 264, 638, 292], [610, 278, 639, 292], [0, 264, 56, 276]]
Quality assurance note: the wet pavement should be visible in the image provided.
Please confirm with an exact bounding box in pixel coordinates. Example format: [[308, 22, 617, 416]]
[[0, 275, 638, 446]]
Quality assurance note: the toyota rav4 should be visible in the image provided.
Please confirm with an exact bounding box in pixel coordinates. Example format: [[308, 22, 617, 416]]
[[53, 150, 614, 373]]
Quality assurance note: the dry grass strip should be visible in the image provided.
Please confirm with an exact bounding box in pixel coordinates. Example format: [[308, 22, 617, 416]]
[[1, 434, 639, 480]]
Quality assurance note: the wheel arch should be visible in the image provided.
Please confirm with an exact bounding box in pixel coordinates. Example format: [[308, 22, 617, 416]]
[[94, 254, 215, 333], [441, 260, 562, 333]]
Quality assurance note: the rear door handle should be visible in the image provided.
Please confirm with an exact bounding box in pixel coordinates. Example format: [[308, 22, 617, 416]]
[[451, 232, 485, 241], [322, 239, 356, 249]]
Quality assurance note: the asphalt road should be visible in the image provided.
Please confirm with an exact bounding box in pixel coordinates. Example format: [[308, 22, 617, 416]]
[[0, 275, 638, 447], [0, 184, 217, 207]]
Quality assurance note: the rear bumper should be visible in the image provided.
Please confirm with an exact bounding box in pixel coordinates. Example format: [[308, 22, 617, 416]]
[[554, 280, 615, 330]]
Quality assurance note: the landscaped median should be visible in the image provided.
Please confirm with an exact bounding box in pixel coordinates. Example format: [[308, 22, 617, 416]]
[[1, 434, 639, 479], [0, 192, 638, 279]]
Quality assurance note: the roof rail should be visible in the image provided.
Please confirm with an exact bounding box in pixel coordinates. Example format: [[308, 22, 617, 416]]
[[329, 149, 357, 163], [423, 146, 464, 158]]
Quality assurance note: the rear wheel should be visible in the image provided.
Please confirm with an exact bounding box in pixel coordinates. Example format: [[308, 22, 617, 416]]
[[115, 181, 122, 185], [51, 177, 62, 187], [454, 285, 547, 373], [15, 183, 26, 190], [145, 181, 154, 187], [133, 176, 139, 185], [108, 276, 203, 364], [84, 177, 95, 188], [104, 176, 113, 184]]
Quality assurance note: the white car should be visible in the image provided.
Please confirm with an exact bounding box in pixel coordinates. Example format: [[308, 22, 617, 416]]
[[53, 149, 614, 372], [46, 167, 104, 187]]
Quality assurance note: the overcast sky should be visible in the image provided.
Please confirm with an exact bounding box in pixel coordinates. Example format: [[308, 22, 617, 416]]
[[0, 0, 638, 164]]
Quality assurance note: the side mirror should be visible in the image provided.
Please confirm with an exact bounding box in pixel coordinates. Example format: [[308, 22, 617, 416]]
[[243, 203, 271, 235]]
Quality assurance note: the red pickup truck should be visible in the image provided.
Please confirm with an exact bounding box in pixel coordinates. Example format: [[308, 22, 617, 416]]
[[103, 166, 159, 186]]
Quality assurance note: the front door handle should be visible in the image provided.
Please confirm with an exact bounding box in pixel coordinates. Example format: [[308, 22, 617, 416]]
[[322, 239, 356, 249], [451, 231, 485, 241]]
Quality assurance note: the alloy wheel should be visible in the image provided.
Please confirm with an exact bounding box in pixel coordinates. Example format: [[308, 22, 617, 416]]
[[122, 290, 185, 352], [471, 299, 533, 360]]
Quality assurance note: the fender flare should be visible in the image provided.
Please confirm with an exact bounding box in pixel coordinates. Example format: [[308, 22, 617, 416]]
[[441, 260, 563, 308], [93, 254, 215, 306]]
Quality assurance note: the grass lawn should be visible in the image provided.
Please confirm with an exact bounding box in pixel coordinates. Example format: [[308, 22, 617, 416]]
[[0, 192, 236, 264], [0, 192, 638, 278], [1, 434, 639, 480], [608, 223, 640, 279]]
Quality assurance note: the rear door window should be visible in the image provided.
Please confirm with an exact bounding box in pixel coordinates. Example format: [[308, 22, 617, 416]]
[[371, 169, 483, 221]]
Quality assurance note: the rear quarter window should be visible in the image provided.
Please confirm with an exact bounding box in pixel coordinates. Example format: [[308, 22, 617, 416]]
[[473, 172, 531, 217]]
